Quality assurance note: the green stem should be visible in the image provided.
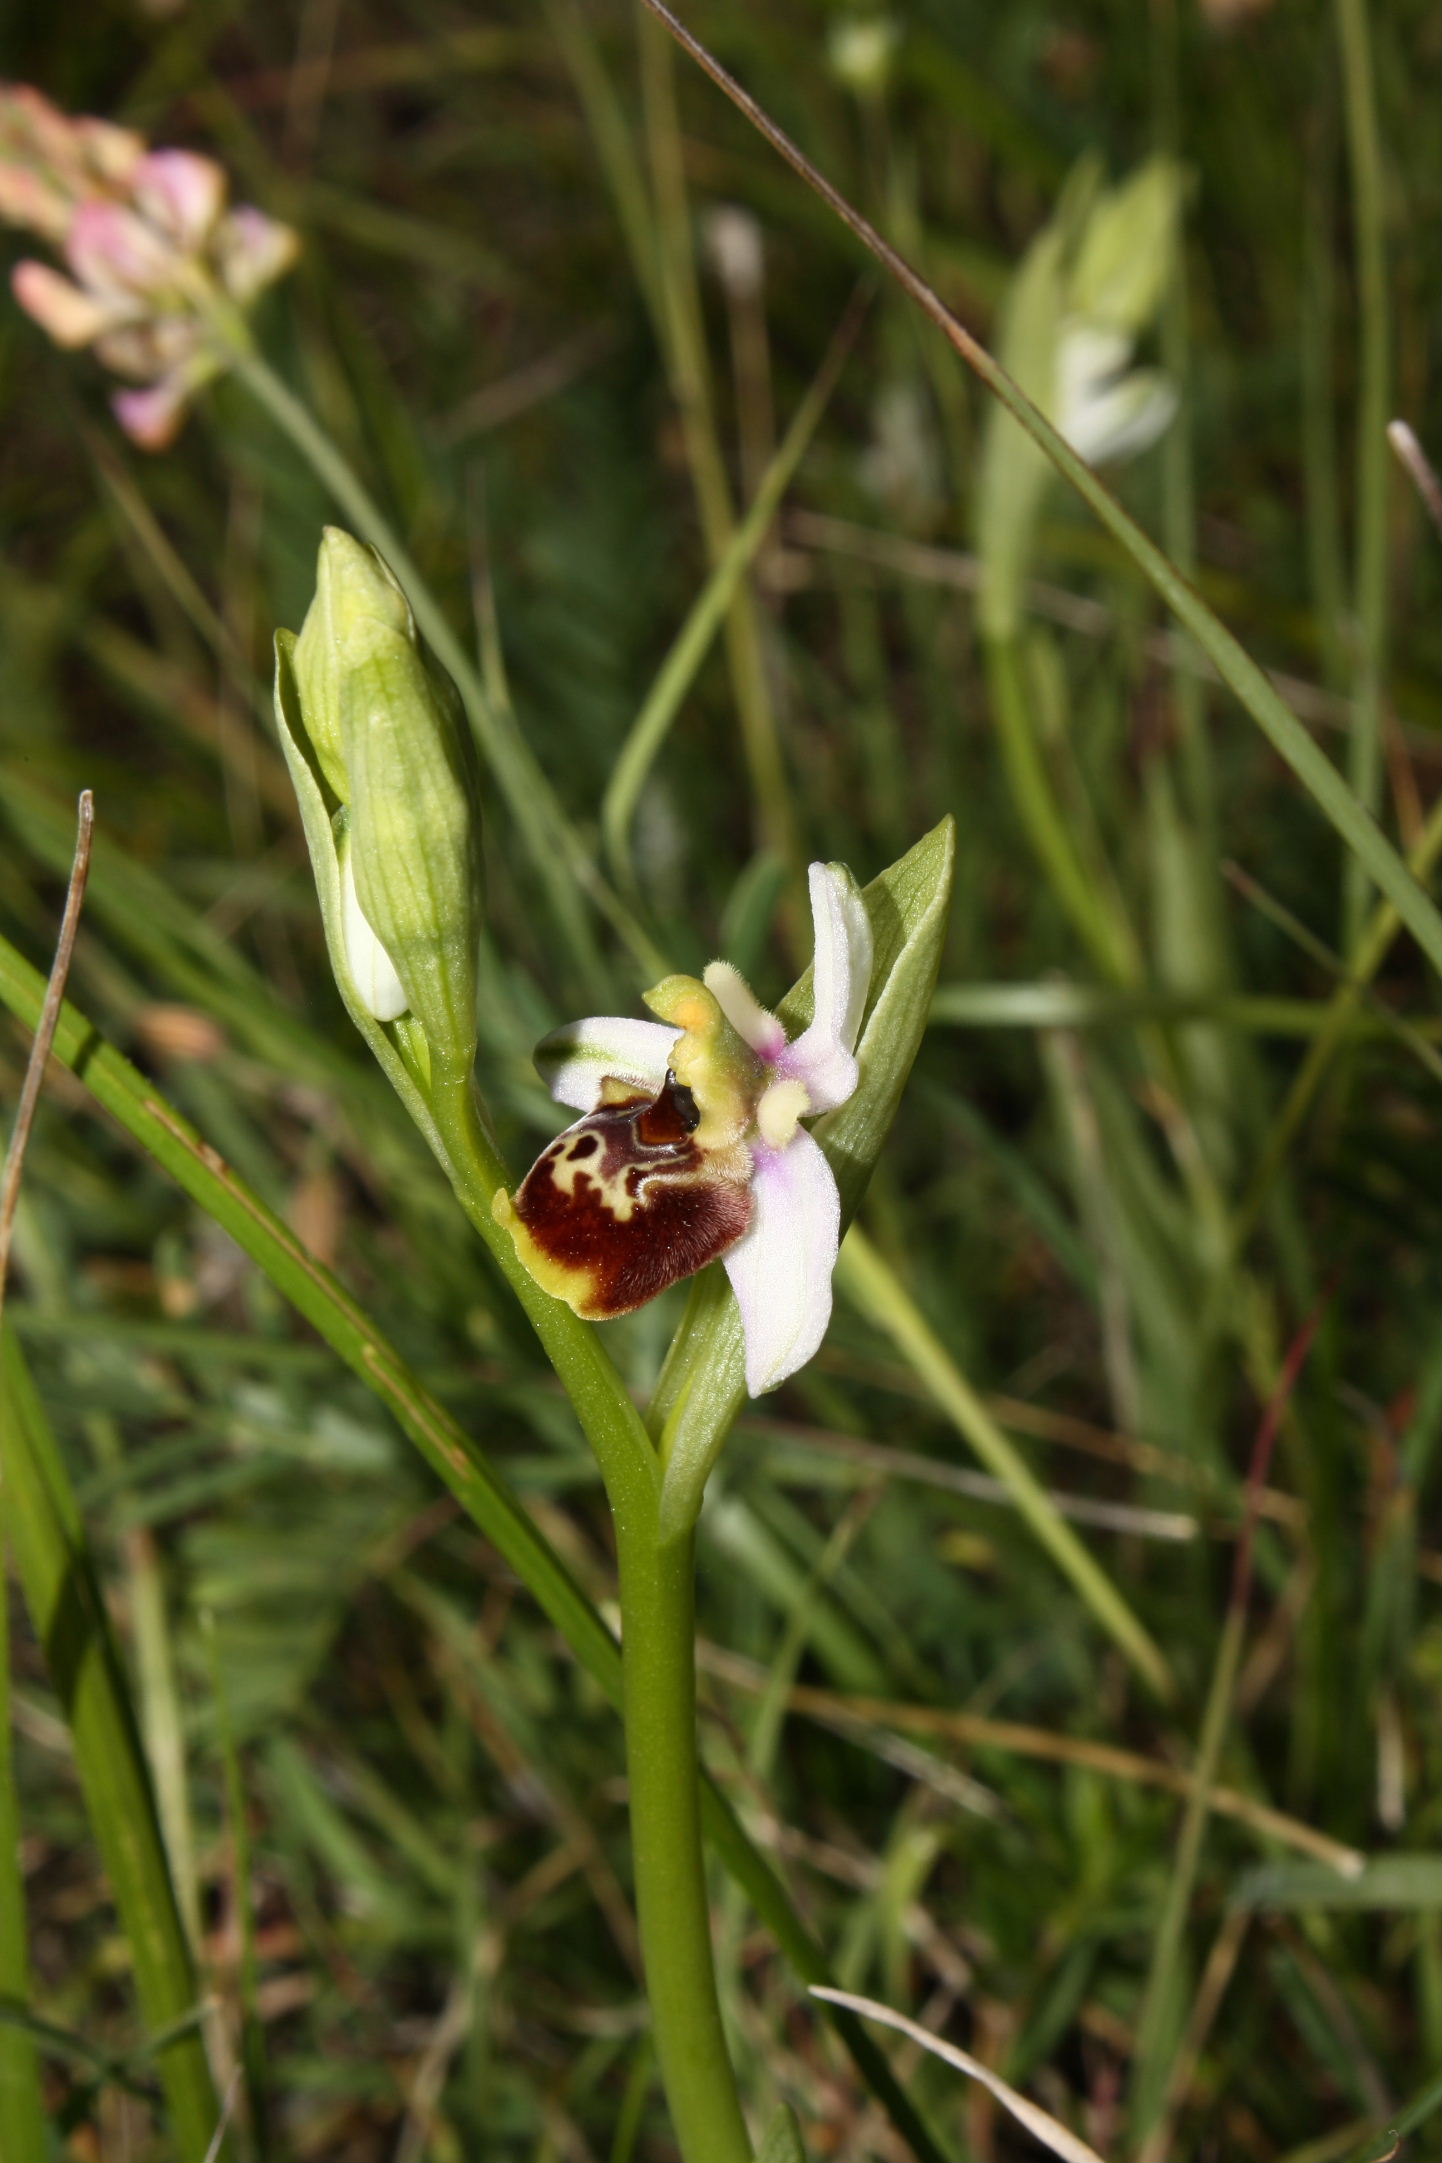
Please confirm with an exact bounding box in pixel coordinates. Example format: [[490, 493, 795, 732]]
[[982, 633, 1137, 985], [614, 1521, 753, 2163], [638, 10, 800, 885], [1128, 1602, 1246, 2144], [426, 1075, 661, 1524], [1334, 0, 1391, 952], [430, 1087, 752, 2157]]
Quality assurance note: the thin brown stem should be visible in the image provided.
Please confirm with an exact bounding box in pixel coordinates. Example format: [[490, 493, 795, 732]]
[[0, 789, 94, 1322]]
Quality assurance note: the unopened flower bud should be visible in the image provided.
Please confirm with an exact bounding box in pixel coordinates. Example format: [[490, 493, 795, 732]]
[[292, 526, 413, 801], [705, 204, 765, 301], [278, 528, 483, 1084]]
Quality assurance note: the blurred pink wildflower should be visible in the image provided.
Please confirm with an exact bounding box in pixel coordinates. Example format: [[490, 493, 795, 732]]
[[1, 83, 298, 448]]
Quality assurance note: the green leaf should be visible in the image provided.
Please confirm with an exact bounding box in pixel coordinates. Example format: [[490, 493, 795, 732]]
[[0, 1327, 225, 2162], [1232, 1855, 1442, 1912], [757, 2102, 808, 2163], [650, 816, 958, 1539]]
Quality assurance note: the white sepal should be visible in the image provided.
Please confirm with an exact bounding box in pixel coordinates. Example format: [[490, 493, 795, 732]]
[[1056, 320, 1176, 467], [341, 845, 408, 1022], [535, 1016, 681, 1112], [723, 1127, 841, 1396], [778, 862, 873, 1113]]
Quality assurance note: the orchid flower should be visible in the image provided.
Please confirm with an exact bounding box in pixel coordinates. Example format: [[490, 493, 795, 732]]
[[975, 153, 1181, 638], [1054, 317, 1176, 469], [496, 863, 873, 1397]]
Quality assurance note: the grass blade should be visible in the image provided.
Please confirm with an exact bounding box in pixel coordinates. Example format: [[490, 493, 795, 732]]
[[602, 300, 858, 893], [1334, 0, 1391, 946], [835, 1225, 1173, 1702], [0, 1531, 47, 2163], [0, 1327, 224, 2160]]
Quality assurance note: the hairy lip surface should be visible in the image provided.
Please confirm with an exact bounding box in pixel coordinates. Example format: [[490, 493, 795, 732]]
[[511, 1074, 753, 1318]]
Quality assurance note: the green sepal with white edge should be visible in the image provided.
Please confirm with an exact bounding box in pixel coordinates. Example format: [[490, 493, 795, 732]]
[[286, 527, 484, 1087], [273, 626, 448, 1160], [650, 814, 957, 1540]]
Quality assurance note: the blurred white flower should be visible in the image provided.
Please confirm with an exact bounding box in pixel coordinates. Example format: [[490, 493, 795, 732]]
[[1055, 319, 1177, 466], [704, 203, 765, 302], [976, 155, 1184, 634], [828, 16, 901, 99], [860, 377, 943, 520]]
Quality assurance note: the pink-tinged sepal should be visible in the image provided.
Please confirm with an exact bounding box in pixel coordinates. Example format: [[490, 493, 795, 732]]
[[0, 167, 72, 245], [214, 204, 300, 304], [10, 259, 109, 346], [496, 1073, 754, 1319], [777, 861, 873, 1113], [66, 199, 174, 297], [132, 149, 225, 248], [72, 114, 146, 187], [112, 371, 196, 450]]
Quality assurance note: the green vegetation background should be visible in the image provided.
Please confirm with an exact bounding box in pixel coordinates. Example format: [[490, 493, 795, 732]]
[[0, 0, 1438, 2158]]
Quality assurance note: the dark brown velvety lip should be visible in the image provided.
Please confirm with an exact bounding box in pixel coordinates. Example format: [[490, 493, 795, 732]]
[[512, 1075, 753, 1317]]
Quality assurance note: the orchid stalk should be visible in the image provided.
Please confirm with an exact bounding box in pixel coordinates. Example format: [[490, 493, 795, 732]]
[[269, 524, 955, 2160]]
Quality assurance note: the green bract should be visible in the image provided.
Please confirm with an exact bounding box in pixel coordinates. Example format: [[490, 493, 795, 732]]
[[291, 525, 413, 801], [645, 814, 957, 1539], [275, 527, 483, 1093]]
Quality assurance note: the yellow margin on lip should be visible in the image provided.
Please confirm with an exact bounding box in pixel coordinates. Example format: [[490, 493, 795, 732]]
[[492, 1185, 600, 1316]]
